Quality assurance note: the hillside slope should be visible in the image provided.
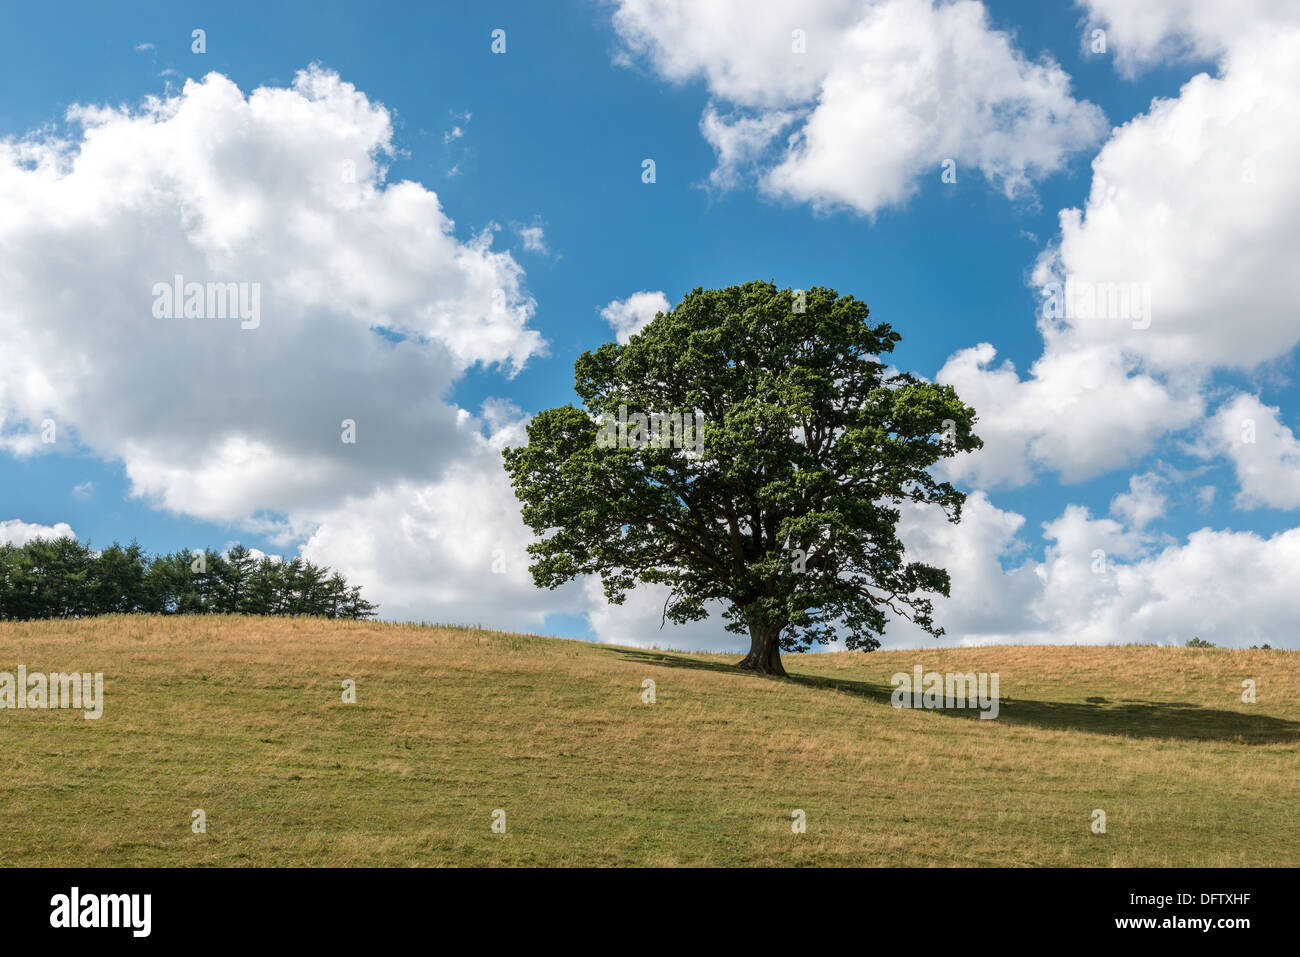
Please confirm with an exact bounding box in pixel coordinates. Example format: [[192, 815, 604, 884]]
[[2, 616, 1296, 866]]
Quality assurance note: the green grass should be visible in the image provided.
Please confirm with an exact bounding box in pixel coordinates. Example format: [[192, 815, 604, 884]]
[[2, 615, 1296, 866]]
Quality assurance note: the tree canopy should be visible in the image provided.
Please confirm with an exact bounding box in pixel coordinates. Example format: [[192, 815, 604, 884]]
[[0, 537, 377, 621], [504, 281, 981, 675]]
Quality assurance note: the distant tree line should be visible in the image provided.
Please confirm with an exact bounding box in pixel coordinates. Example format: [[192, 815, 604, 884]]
[[0, 537, 378, 621]]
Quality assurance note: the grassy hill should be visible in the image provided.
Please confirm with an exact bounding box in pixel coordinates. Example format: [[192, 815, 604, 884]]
[[2, 615, 1296, 866]]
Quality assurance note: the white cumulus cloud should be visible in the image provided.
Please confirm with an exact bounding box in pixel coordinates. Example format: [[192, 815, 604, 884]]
[[1198, 394, 1300, 510], [0, 519, 77, 547], [0, 67, 545, 531], [612, 0, 1106, 215], [600, 290, 670, 344]]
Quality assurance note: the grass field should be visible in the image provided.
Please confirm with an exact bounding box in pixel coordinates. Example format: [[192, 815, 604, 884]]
[[2, 615, 1296, 866]]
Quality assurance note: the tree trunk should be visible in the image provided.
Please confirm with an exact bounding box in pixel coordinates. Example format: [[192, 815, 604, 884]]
[[737, 621, 787, 676]]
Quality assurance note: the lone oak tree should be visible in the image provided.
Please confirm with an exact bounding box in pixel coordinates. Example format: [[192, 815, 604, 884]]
[[503, 282, 981, 676]]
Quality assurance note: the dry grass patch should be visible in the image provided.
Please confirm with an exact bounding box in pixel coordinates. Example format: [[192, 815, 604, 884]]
[[1, 617, 1295, 866]]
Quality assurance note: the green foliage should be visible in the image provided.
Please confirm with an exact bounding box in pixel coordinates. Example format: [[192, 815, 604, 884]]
[[504, 281, 981, 655], [0, 537, 377, 621], [1186, 636, 1216, 648]]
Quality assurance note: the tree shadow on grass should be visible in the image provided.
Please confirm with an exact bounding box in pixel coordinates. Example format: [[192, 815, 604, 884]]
[[605, 647, 1300, 745]]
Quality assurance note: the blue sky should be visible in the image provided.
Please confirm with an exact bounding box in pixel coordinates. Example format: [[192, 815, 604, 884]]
[[2, 1, 1297, 648]]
